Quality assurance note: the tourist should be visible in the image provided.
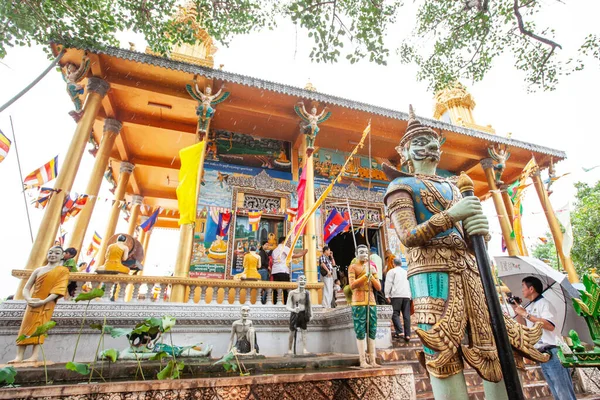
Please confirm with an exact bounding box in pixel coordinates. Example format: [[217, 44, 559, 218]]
[[385, 258, 411, 341], [271, 236, 291, 304], [512, 276, 577, 400], [63, 247, 78, 299], [258, 241, 270, 304], [319, 246, 335, 308]]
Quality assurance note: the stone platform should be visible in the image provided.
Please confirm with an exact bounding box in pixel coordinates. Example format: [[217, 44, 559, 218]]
[[0, 364, 415, 400], [0, 301, 393, 363]]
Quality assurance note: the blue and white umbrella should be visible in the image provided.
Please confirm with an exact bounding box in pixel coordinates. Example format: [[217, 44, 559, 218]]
[[495, 256, 592, 343]]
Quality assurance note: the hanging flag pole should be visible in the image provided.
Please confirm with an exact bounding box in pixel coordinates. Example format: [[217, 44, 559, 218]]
[[9, 116, 33, 243]]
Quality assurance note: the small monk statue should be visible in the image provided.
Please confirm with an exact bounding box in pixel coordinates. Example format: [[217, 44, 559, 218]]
[[99, 235, 131, 274], [348, 244, 381, 369], [10, 246, 69, 363], [234, 246, 262, 280], [286, 275, 312, 355], [227, 305, 259, 355]]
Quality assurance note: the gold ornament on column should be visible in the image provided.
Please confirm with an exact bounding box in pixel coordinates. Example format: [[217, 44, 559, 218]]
[[127, 195, 144, 236]]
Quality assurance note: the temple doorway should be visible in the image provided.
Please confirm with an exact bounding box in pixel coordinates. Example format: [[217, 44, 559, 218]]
[[327, 228, 381, 285]]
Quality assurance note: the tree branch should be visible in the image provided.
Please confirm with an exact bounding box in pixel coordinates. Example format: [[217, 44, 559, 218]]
[[513, 0, 562, 50]]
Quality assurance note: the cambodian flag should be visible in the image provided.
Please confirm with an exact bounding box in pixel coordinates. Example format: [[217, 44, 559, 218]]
[[217, 211, 231, 236], [324, 209, 349, 244], [141, 207, 161, 232]]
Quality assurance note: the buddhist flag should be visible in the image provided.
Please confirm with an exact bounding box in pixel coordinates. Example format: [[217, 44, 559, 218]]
[[0, 130, 10, 163], [65, 194, 88, 223], [86, 231, 102, 256], [248, 211, 262, 232], [24, 155, 59, 188], [32, 187, 56, 209], [141, 207, 161, 232], [217, 211, 232, 236], [286, 207, 298, 221], [176, 141, 206, 225]]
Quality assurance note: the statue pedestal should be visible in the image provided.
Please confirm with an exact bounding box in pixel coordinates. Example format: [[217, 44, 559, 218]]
[[0, 301, 393, 363]]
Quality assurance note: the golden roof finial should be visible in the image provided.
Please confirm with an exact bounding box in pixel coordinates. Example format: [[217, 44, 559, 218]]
[[305, 81, 317, 92]]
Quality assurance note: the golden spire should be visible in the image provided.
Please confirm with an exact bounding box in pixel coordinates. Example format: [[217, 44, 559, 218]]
[[146, 1, 217, 68], [433, 82, 495, 134]]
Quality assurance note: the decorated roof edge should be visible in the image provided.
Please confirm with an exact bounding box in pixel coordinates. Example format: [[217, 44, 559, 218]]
[[60, 44, 567, 159]]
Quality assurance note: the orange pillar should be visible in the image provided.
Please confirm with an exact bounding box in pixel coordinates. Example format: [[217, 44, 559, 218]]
[[480, 159, 519, 256], [531, 168, 579, 283], [127, 195, 143, 236], [69, 118, 122, 259], [95, 162, 135, 266], [17, 78, 109, 298]]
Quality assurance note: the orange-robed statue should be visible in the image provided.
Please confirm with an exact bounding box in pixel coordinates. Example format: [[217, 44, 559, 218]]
[[10, 246, 69, 363]]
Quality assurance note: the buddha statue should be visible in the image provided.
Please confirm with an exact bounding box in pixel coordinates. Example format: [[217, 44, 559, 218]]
[[274, 147, 291, 168], [263, 233, 277, 251], [234, 246, 261, 280], [11, 246, 70, 364], [207, 236, 227, 260], [228, 305, 259, 355]]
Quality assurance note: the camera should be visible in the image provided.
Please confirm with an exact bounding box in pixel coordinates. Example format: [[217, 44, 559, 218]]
[[507, 296, 522, 305]]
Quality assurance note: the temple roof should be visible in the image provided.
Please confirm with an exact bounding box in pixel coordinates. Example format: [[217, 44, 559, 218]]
[[51, 44, 567, 228]]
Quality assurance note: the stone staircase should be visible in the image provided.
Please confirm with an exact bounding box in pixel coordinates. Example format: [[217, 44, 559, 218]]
[[377, 336, 554, 399]]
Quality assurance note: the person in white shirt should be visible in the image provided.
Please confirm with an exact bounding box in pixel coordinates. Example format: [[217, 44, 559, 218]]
[[512, 276, 576, 400], [271, 237, 291, 304], [384, 258, 411, 341]]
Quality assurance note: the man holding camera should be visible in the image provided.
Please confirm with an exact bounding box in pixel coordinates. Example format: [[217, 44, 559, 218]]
[[512, 276, 576, 400]]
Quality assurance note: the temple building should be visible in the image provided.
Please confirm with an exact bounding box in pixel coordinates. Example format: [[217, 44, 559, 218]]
[[15, 19, 571, 300]]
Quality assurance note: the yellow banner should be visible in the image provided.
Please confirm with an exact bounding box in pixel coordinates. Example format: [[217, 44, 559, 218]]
[[176, 141, 206, 225]]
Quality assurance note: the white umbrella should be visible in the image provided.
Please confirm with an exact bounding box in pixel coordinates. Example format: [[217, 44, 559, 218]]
[[495, 256, 592, 343]]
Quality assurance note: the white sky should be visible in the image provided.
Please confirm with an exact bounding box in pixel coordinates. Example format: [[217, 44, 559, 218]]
[[0, 1, 598, 297]]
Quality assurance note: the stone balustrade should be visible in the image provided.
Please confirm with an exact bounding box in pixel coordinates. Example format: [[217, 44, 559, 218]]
[[11, 269, 323, 305]]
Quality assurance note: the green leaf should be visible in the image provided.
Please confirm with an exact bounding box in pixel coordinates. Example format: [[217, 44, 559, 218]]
[[66, 362, 90, 375], [100, 349, 118, 362], [0, 367, 17, 385], [30, 321, 56, 338], [74, 288, 105, 302], [156, 360, 184, 380], [90, 323, 113, 333], [213, 350, 235, 365], [109, 328, 132, 338], [16, 335, 27, 343], [149, 351, 169, 361]]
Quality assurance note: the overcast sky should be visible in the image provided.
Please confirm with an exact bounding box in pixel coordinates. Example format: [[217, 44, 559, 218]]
[[0, 1, 598, 297]]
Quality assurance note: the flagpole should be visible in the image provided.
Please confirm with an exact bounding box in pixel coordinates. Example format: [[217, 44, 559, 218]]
[[9, 116, 33, 243]]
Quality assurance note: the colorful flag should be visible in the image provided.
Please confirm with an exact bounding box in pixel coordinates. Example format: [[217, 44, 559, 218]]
[[323, 209, 349, 244], [248, 211, 262, 232], [0, 130, 11, 163], [61, 194, 88, 224], [86, 231, 102, 256], [57, 228, 67, 247], [24, 155, 59, 188], [286, 207, 298, 221], [141, 207, 161, 232], [538, 237, 548, 244], [501, 237, 507, 253], [32, 187, 56, 209], [294, 163, 308, 235], [341, 210, 351, 232], [217, 211, 232, 236]]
